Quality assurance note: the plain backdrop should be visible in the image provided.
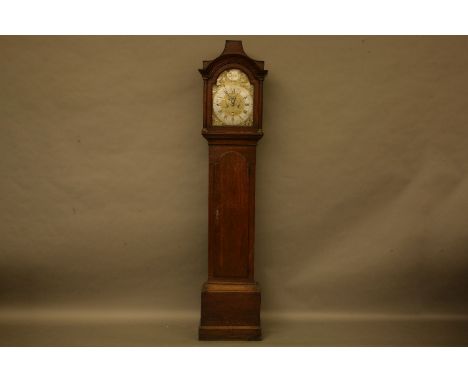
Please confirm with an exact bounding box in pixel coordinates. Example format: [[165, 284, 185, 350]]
[[1, 36, 468, 344]]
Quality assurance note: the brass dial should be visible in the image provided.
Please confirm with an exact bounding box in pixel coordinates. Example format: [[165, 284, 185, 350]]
[[212, 69, 254, 126]]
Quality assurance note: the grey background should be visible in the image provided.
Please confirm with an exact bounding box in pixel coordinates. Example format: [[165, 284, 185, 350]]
[[1, 36, 468, 345]]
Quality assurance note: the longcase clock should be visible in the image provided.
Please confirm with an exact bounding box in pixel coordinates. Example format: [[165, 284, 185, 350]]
[[198, 40, 267, 340]]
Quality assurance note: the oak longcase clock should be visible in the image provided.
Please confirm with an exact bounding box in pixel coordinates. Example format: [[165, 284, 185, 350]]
[[198, 40, 267, 340]]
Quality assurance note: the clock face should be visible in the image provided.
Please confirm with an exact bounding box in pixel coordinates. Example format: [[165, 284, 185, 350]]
[[212, 69, 254, 126]]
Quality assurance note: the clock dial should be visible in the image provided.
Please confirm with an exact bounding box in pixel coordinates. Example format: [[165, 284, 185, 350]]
[[212, 69, 254, 126]]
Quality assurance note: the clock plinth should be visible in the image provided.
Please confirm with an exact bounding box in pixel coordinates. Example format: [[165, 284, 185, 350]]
[[199, 281, 261, 341], [198, 41, 267, 341]]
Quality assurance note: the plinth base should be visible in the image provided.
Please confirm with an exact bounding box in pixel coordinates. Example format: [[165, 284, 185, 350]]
[[199, 281, 261, 341], [199, 325, 261, 341]]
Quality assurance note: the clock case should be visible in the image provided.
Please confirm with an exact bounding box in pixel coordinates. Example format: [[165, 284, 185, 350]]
[[198, 40, 267, 341]]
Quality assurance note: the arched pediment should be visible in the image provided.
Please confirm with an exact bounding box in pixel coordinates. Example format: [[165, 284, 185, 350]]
[[199, 40, 268, 80]]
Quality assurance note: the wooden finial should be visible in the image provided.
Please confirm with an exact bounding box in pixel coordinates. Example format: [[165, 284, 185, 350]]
[[222, 40, 246, 55]]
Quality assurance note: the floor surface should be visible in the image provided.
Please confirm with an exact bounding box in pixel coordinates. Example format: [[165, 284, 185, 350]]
[[1, 311, 467, 346]]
